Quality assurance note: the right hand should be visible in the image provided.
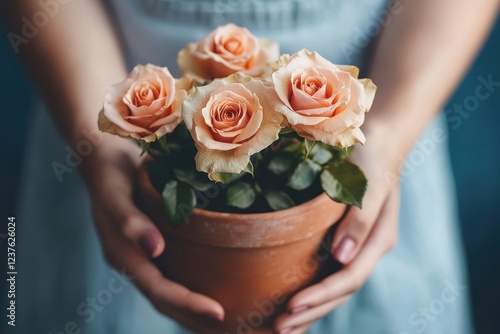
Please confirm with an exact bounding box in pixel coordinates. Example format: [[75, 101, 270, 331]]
[[84, 138, 228, 333]]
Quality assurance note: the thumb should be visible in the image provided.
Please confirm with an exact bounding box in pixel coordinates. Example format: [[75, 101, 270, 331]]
[[107, 191, 166, 258], [331, 181, 389, 264]]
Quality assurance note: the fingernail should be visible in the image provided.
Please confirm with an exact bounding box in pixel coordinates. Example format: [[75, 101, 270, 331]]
[[138, 231, 160, 257], [280, 328, 293, 334], [333, 237, 356, 264], [290, 305, 308, 314], [205, 312, 224, 322]]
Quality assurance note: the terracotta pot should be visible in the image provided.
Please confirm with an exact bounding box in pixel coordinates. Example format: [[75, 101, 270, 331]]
[[138, 163, 346, 333]]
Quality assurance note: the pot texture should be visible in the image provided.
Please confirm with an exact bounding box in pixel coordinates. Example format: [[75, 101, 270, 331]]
[[138, 163, 346, 333]]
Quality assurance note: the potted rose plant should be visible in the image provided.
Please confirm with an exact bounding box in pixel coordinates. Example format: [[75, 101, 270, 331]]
[[98, 24, 376, 332]]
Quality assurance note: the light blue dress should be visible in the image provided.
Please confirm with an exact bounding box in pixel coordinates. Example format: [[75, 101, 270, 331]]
[[13, 1, 473, 333]]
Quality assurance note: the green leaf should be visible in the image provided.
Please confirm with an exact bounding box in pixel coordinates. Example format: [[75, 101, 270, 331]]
[[265, 191, 295, 211], [162, 180, 197, 227], [210, 171, 245, 184], [284, 142, 303, 155], [226, 181, 256, 209], [331, 145, 355, 160], [311, 145, 334, 165], [139, 141, 150, 156], [279, 127, 295, 135], [268, 154, 294, 176], [320, 162, 367, 208], [304, 138, 316, 158], [243, 161, 254, 177], [158, 136, 170, 154], [343, 146, 354, 158], [174, 169, 213, 191], [287, 159, 321, 190]]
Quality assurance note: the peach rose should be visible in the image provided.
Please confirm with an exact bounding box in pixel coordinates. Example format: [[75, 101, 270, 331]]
[[272, 49, 376, 147], [98, 64, 191, 142], [178, 23, 279, 83], [182, 74, 283, 179]]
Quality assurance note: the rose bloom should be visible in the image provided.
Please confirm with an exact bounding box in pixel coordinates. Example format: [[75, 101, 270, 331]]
[[272, 49, 376, 147], [182, 74, 283, 179], [98, 64, 190, 142], [178, 23, 279, 83]]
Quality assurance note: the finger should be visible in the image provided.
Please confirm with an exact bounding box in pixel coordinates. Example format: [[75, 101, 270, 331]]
[[94, 208, 225, 321], [287, 189, 399, 310], [92, 158, 166, 258], [331, 178, 390, 264], [278, 322, 314, 334], [95, 179, 166, 258], [290, 323, 314, 334], [275, 295, 350, 333]]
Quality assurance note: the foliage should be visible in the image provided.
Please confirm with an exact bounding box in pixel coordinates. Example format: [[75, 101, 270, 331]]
[[146, 125, 367, 227]]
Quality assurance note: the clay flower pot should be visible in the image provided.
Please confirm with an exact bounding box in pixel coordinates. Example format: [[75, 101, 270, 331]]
[[138, 163, 346, 332]]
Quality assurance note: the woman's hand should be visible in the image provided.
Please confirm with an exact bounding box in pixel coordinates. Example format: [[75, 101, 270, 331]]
[[274, 129, 401, 334], [85, 138, 229, 333], [271, 0, 500, 330]]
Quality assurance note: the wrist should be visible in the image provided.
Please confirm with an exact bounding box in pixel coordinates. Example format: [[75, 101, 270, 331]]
[[350, 117, 410, 188]]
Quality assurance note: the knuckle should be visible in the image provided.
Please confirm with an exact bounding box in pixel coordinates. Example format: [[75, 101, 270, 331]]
[[318, 281, 334, 301], [346, 268, 364, 292], [120, 215, 139, 238], [144, 279, 162, 301], [144, 278, 170, 307], [177, 289, 196, 310], [350, 218, 370, 238]]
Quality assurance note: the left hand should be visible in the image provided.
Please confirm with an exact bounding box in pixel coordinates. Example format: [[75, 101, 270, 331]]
[[273, 138, 401, 334]]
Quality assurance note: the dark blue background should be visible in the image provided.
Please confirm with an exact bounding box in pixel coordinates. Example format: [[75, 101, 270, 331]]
[[0, 17, 499, 334]]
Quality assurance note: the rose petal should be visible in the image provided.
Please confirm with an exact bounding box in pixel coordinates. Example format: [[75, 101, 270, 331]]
[[294, 123, 366, 147], [270, 49, 375, 147], [182, 74, 283, 175], [195, 125, 241, 151], [195, 147, 250, 180], [178, 24, 279, 83], [99, 64, 187, 142], [359, 78, 377, 110], [103, 79, 152, 135], [336, 65, 360, 79], [234, 104, 262, 143]]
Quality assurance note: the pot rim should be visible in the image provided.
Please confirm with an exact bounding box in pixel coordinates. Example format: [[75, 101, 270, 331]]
[[140, 160, 347, 247]]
